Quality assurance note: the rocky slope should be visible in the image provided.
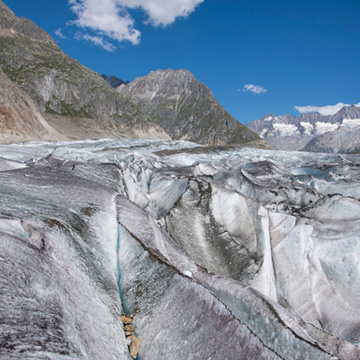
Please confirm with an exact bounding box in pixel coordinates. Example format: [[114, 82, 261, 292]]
[[247, 105, 360, 153], [0, 0, 169, 141], [117, 69, 260, 145], [0, 70, 64, 143]]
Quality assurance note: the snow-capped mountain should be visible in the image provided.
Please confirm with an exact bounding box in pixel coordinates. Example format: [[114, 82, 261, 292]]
[[247, 104, 360, 153]]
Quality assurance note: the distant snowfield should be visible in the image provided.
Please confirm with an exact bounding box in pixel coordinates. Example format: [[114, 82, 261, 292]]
[[314, 121, 340, 134], [343, 118, 360, 127], [273, 123, 299, 136], [1, 139, 360, 359], [272, 119, 356, 136], [300, 121, 314, 135]]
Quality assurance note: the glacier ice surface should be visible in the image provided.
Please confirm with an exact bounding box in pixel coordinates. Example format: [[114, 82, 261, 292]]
[[0, 139, 360, 359]]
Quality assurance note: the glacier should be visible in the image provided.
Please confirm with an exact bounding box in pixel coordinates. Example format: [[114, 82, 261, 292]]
[[0, 139, 360, 359]]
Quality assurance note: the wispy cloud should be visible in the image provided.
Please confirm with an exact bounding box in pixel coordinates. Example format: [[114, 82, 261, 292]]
[[68, 0, 204, 49], [294, 102, 360, 116], [55, 28, 66, 39], [240, 84, 268, 94], [74, 32, 117, 52]]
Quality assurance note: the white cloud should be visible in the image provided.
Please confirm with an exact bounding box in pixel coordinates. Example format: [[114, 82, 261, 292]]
[[241, 84, 268, 94], [55, 28, 66, 39], [119, 0, 204, 26], [69, 0, 141, 45], [294, 102, 360, 116], [68, 0, 204, 49], [74, 32, 117, 52]]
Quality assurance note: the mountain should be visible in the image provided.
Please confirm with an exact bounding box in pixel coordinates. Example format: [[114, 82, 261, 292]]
[[0, 0, 169, 141], [247, 105, 360, 153], [0, 1, 260, 146], [0, 70, 64, 143], [301, 127, 360, 153], [1, 139, 360, 358], [101, 74, 129, 88], [117, 69, 260, 145]]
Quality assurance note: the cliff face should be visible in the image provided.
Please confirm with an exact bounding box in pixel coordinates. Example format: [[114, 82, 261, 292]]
[[118, 69, 260, 146], [0, 0, 169, 141], [0, 70, 64, 143]]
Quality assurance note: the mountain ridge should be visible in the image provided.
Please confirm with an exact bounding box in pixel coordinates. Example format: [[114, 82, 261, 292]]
[[247, 104, 360, 153], [0, 0, 261, 147]]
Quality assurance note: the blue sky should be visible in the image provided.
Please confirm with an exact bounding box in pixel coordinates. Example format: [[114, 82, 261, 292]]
[[4, 0, 360, 124]]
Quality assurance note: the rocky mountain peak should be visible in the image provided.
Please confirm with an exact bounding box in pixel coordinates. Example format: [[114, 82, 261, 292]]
[[260, 113, 275, 121], [147, 68, 194, 80], [333, 104, 360, 121], [118, 68, 213, 100], [118, 68, 260, 145], [101, 74, 129, 88]]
